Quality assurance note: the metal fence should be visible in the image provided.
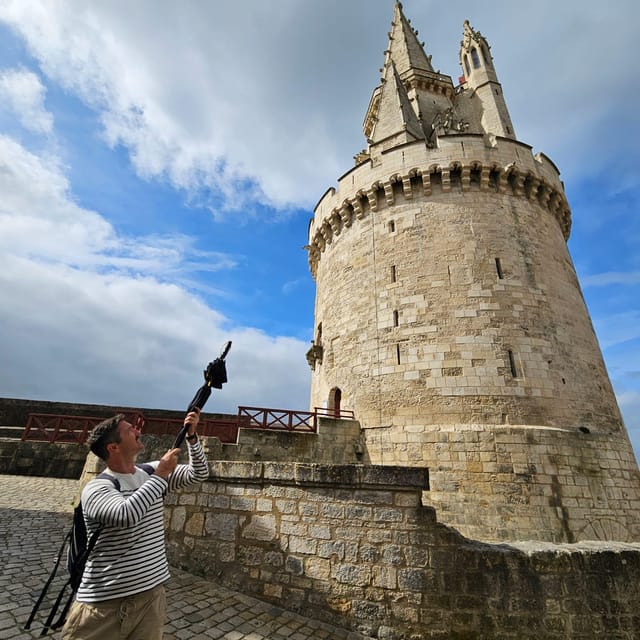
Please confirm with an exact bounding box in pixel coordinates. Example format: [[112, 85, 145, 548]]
[[21, 405, 355, 445]]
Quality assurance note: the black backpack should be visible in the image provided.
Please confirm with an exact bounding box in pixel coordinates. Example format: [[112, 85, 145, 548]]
[[25, 464, 154, 635]]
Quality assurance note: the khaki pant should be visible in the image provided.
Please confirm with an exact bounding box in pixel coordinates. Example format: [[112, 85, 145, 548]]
[[61, 584, 166, 640]]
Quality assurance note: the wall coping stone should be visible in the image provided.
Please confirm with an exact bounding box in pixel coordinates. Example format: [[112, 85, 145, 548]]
[[209, 461, 429, 490]]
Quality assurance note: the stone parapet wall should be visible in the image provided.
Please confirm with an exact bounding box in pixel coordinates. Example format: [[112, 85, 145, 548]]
[[211, 417, 363, 465], [164, 461, 640, 639], [365, 424, 640, 543], [309, 135, 570, 280], [0, 438, 87, 478]]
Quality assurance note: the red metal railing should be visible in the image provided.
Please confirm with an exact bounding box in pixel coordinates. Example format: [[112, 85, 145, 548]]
[[21, 413, 242, 445], [237, 406, 317, 432], [314, 406, 355, 420], [21, 414, 97, 444], [21, 406, 355, 445]]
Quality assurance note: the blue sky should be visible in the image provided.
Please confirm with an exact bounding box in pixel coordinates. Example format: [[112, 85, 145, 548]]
[[0, 1, 638, 460]]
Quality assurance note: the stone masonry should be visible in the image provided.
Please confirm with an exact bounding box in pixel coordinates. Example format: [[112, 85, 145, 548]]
[[306, 2, 640, 543], [163, 461, 640, 639]]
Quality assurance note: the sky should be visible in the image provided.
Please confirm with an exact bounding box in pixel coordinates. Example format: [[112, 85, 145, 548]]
[[0, 1, 638, 460]]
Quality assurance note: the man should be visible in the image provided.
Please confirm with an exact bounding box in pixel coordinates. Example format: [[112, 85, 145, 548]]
[[61, 408, 209, 640]]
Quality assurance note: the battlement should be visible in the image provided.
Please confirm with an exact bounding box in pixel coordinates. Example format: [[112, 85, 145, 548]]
[[309, 136, 570, 278]]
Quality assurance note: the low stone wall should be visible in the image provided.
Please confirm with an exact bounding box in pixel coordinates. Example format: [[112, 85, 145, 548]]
[[0, 396, 199, 427], [0, 397, 364, 478], [165, 461, 640, 639], [365, 424, 640, 544], [0, 438, 87, 478], [211, 417, 364, 464]]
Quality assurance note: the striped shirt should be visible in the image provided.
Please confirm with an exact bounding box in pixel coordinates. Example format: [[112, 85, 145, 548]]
[[76, 440, 209, 602]]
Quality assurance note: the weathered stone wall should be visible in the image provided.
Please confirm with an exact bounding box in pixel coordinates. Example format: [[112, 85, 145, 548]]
[[306, 135, 640, 543], [365, 424, 640, 543], [164, 461, 640, 639], [0, 438, 87, 478]]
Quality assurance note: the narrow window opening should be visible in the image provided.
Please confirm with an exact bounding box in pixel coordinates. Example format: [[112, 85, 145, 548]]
[[393, 310, 399, 327], [388, 220, 395, 233], [506, 126, 512, 135], [495, 258, 504, 279], [471, 48, 481, 69], [464, 55, 470, 76], [391, 265, 397, 283], [396, 344, 401, 364], [508, 350, 518, 377], [495, 88, 500, 96]]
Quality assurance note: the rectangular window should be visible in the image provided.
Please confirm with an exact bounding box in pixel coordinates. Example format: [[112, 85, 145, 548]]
[[388, 220, 395, 232], [495, 258, 504, 279], [508, 350, 518, 377], [393, 310, 399, 327], [391, 265, 397, 283], [396, 344, 401, 364]]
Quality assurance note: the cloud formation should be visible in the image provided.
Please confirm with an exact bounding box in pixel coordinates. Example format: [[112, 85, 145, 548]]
[[0, 132, 310, 412], [1, 1, 638, 211], [0, 67, 53, 133]]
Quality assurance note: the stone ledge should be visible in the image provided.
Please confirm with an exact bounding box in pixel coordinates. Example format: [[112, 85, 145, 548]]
[[208, 461, 429, 490]]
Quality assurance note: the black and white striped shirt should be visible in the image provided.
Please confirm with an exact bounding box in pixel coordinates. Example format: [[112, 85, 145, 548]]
[[77, 441, 209, 602]]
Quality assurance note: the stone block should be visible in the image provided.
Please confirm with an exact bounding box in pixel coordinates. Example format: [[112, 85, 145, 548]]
[[242, 514, 276, 541]]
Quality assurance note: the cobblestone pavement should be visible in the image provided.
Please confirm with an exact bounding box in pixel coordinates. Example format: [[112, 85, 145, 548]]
[[0, 475, 372, 640]]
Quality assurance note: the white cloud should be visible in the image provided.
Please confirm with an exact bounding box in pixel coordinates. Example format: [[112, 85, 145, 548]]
[[0, 134, 237, 275], [591, 310, 640, 350], [0, 67, 53, 133], [583, 272, 640, 288], [1, 1, 637, 212], [0, 133, 310, 412], [617, 390, 640, 462]]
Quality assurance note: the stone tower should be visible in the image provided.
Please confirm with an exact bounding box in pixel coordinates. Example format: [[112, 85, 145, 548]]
[[306, 3, 640, 543]]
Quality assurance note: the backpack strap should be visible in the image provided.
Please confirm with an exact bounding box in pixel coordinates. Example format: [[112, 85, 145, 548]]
[[136, 463, 155, 476]]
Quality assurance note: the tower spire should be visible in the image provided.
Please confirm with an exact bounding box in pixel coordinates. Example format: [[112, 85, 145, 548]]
[[459, 19, 515, 139], [363, 2, 454, 151], [386, 1, 434, 77], [363, 60, 425, 146]]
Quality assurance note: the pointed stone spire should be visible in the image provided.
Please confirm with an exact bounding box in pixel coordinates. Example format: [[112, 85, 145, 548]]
[[385, 1, 434, 77], [365, 60, 425, 145], [362, 2, 455, 152]]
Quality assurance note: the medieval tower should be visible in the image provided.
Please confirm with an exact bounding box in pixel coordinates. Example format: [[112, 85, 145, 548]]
[[306, 3, 640, 544]]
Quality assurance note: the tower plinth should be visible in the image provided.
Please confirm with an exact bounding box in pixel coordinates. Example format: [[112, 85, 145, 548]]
[[307, 4, 640, 543]]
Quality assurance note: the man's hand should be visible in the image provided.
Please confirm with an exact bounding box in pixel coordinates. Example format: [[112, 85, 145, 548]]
[[155, 448, 181, 478], [184, 407, 201, 437]]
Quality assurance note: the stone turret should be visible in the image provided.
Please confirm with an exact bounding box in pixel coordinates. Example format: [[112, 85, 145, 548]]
[[306, 3, 640, 543], [458, 19, 515, 139]]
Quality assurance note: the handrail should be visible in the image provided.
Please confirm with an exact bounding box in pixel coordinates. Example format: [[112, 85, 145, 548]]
[[237, 406, 317, 433], [21, 405, 357, 444], [21, 412, 241, 444], [314, 406, 355, 420]]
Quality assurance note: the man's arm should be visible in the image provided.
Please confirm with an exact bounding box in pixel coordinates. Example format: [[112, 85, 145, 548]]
[[167, 408, 209, 490], [81, 475, 168, 529]]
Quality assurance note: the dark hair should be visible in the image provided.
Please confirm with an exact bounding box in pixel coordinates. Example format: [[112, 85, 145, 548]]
[[87, 414, 125, 460]]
